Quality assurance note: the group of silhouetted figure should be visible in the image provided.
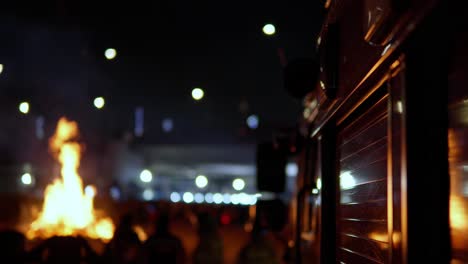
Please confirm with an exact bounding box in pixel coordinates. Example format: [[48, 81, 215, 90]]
[[0, 210, 284, 264]]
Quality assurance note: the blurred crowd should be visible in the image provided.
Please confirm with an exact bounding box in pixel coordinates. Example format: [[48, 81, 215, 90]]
[[0, 203, 290, 264]]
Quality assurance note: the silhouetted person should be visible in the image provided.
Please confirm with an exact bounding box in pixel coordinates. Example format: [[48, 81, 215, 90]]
[[27, 235, 98, 264], [193, 212, 223, 264], [236, 212, 281, 264], [102, 213, 144, 264], [144, 212, 185, 264], [0, 229, 26, 263]]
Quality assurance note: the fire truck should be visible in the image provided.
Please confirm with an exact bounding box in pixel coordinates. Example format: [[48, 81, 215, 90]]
[[269, 0, 461, 263]]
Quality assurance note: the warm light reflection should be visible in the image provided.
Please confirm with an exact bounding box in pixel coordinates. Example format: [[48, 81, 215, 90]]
[[449, 129, 468, 252], [451, 195, 468, 230], [133, 225, 148, 242], [27, 118, 114, 241], [396, 101, 403, 114], [369, 232, 390, 250], [368, 232, 388, 243]]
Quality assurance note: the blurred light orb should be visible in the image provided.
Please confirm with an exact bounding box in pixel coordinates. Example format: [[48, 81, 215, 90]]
[[143, 189, 154, 201], [140, 169, 153, 183], [231, 194, 240, 205], [232, 178, 246, 191], [249, 195, 258, 205], [246, 115, 259, 129], [194, 193, 204, 203], [21, 173, 32, 185], [84, 185, 97, 198], [162, 118, 174, 132], [0, 64, 3, 74], [105, 48, 117, 60], [170, 192, 181, 203], [286, 162, 298, 177], [192, 88, 204, 100], [238, 193, 250, 205], [223, 193, 231, 204], [110, 187, 121, 200], [213, 193, 223, 204], [195, 175, 208, 188], [94, 97, 105, 109], [205, 193, 214, 203], [262, 24, 276, 35], [19, 102, 30, 114], [340, 171, 356, 190], [183, 192, 194, 203]]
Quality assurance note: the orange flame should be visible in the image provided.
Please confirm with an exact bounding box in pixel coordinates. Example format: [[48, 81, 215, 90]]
[[27, 117, 114, 241]]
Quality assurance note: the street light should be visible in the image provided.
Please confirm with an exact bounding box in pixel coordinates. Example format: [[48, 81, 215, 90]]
[[191, 88, 204, 101], [183, 192, 194, 203], [140, 169, 153, 183], [21, 173, 33, 185], [194, 193, 204, 203], [94, 97, 105, 109], [162, 118, 174, 133], [143, 189, 154, 201], [195, 175, 208, 188], [246, 115, 259, 129], [105, 48, 117, 60], [262, 24, 276, 35], [262, 23, 287, 67], [0, 64, 3, 74], [19, 102, 30, 114], [232, 178, 245, 191], [170, 192, 181, 202]]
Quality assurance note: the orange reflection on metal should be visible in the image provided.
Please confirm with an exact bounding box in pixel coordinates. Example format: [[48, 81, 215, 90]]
[[448, 129, 468, 252]]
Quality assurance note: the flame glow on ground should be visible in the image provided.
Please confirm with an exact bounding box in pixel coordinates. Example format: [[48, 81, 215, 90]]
[[27, 117, 114, 241]]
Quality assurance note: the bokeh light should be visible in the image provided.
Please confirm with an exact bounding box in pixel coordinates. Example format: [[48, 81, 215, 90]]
[[232, 178, 245, 191], [19, 102, 30, 114], [195, 175, 208, 188], [262, 24, 276, 35], [105, 48, 117, 60], [192, 88, 204, 100], [21, 173, 32, 185], [140, 169, 153, 183], [94, 97, 105, 109]]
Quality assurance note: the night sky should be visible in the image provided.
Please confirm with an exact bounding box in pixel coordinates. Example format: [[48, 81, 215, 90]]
[[0, 1, 324, 151]]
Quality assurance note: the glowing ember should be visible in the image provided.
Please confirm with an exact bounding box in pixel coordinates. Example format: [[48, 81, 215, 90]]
[[132, 225, 148, 242], [27, 117, 114, 241]]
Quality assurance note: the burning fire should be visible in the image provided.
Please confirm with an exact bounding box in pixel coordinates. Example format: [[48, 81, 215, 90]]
[[27, 117, 114, 241]]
